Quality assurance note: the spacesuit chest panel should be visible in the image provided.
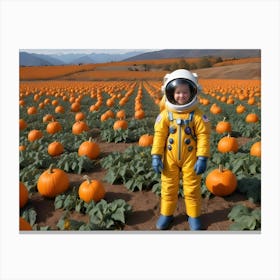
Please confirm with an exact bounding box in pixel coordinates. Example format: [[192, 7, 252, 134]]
[[166, 111, 196, 162]]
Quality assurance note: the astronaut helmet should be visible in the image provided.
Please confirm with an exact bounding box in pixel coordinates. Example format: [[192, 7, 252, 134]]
[[163, 69, 202, 112]]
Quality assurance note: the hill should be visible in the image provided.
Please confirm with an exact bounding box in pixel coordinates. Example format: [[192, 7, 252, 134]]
[[20, 60, 260, 81], [19, 51, 147, 66], [124, 49, 261, 62], [19, 49, 261, 66], [195, 62, 260, 80]]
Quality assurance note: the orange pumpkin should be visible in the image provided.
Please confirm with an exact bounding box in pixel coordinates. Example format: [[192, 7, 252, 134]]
[[250, 141, 261, 157], [27, 106, 37, 115], [19, 145, 26, 151], [78, 138, 100, 159], [113, 120, 128, 130], [46, 120, 62, 134], [134, 109, 145, 119], [245, 113, 259, 123], [20, 182, 29, 208], [78, 175, 105, 203], [215, 117, 232, 134], [210, 103, 222, 114], [48, 141, 64, 156], [37, 165, 69, 197], [236, 104, 246, 114], [43, 114, 55, 123], [71, 102, 81, 112], [19, 217, 32, 231], [205, 165, 237, 196], [28, 129, 43, 142], [19, 119, 27, 130], [55, 105, 65, 114], [105, 110, 115, 119], [138, 134, 154, 147], [247, 97, 255, 105], [51, 99, 58, 106], [100, 113, 109, 122], [116, 110, 126, 120], [72, 121, 89, 135], [75, 112, 86, 121], [217, 134, 238, 153]]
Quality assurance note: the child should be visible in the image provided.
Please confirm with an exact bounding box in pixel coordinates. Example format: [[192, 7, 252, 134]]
[[151, 69, 211, 230]]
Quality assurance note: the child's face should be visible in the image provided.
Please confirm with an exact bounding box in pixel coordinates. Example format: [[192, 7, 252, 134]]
[[174, 84, 191, 105]]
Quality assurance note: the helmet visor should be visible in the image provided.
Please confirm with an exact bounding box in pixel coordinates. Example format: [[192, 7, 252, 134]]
[[165, 78, 197, 104]]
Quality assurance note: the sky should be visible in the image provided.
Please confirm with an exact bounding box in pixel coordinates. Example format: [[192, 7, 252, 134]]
[[19, 49, 160, 55]]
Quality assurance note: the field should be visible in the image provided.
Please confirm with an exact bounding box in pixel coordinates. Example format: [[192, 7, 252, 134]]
[[19, 58, 261, 231]]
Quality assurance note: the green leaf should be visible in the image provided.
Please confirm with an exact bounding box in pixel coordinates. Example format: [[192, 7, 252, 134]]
[[54, 198, 64, 210], [112, 209, 125, 223], [21, 208, 37, 226], [236, 215, 255, 230], [228, 205, 250, 221], [251, 209, 261, 223], [229, 222, 245, 231], [232, 158, 244, 173]]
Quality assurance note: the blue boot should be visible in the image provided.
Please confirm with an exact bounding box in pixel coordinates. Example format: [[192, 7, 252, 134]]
[[188, 216, 202, 230], [156, 215, 174, 230]]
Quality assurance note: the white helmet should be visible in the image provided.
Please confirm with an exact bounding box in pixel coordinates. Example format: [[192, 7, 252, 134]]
[[162, 69, 202, 112]]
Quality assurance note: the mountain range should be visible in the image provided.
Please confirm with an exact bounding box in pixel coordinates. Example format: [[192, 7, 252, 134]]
[[20, 49, 260, 67]]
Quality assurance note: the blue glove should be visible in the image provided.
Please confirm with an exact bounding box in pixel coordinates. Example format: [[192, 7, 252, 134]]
[[152, 155, 163, 174], [194, 156, 207, 175]]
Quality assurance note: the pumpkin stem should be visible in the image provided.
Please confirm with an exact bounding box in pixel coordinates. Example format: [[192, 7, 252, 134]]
[[218, 164, 224, 172], [82, 175, 92, 184], [88, 137, 97, 143], [222, 117, 226, 122], [48, 164, 54, 174]]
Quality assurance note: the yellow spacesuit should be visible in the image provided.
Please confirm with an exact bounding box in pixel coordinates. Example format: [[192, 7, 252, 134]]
[[151, 69, 211, 230]]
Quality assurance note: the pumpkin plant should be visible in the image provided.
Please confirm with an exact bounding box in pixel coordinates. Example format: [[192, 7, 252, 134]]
[[205, 165, 237, 196], [37, 164, 70, 197], [78, 175, 105, 203], [228, 204, 261, 230]]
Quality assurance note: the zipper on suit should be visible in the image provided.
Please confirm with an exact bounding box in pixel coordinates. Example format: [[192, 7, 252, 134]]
[[176, 119, 182, 161]]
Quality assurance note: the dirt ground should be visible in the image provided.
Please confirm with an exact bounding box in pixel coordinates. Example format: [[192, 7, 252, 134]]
[[30, 141, 258, 232]]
